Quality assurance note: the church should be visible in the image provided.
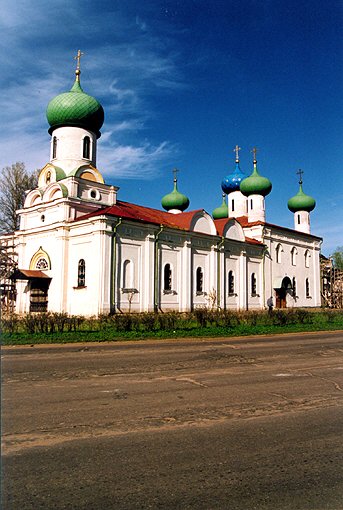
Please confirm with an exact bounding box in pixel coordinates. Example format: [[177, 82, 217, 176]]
[[9, 54, 322, 315]]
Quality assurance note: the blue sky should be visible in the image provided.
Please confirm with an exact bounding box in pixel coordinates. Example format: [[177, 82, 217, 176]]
[[1, 0, 342, 255]]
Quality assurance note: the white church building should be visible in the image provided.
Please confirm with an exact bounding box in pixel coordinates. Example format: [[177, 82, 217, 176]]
[[8, 56, 322, 315]]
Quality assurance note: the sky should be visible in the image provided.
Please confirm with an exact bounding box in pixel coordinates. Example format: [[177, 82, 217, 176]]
[[0, 0, 342, 255]]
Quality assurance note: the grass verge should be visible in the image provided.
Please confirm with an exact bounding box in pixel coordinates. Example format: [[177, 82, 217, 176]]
[[1, 309, 343, 345]]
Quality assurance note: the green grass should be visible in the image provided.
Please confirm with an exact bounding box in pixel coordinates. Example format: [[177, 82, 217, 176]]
[[1, 309, 343, 345]]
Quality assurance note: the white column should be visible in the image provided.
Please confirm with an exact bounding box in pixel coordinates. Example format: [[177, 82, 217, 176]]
[[181, 239, 192, 312], [228, 191, 248, 218], [239, 249, 247, 310], [144, 234, 155, 312], [247, 195, 266, 222], [294, 211, 310, 234], [51, 126, 97, 174]]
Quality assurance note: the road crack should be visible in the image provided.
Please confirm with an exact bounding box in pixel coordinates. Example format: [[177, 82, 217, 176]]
[[174, 377, 208, 388]]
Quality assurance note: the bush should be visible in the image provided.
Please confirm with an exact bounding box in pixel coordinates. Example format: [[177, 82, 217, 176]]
[[157, 311, 178, 331], [140, 312, 157, 332]]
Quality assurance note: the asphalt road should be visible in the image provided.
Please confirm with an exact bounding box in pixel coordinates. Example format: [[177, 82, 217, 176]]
[[2, 331, 343, 509]]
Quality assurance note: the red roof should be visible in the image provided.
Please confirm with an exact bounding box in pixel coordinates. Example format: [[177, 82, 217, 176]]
[[77, 201, 204, 231], [234, 216, 322, 239], [11, 269, 51, 280], [76, 201, 262, 245]]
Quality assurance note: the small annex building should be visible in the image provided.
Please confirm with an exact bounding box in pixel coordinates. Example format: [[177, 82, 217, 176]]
[[6, 56, 322, 315]]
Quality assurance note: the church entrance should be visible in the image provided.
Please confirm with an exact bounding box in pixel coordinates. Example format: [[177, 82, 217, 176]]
[[30, 279, 49, 312], [273, 276, 292, 309], [10, 269, 51, 313], [275, 287, 287, 308]]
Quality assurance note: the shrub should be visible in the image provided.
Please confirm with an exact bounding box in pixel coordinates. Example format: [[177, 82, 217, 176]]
[[194, 308, 210, 328], [157, 311, 178, 331], [140, 312, 157, 332]]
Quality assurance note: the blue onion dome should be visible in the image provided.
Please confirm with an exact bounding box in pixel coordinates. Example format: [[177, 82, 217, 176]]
[[221, 145, 246, 194], [161, 171, 190, 212], [287, 174, 316, 212], [46, 52, 104, 138], [240, 151, 272, 197], [221, 162, 246, 193], [212, 193, 228, 219]]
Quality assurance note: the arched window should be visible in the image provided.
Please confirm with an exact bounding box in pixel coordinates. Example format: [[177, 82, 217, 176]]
[[250, 199, 253, 210], [78, 259, 86, 287], [196, 267, 203, 293], [297, 214, 301, 225], [276, 244, 282, 264], [306, 278, 310, 298], [291, 247, 297, 266], [228, 270, 235, 295], [305, 250, 310, 268], [251, 273, 257, 296], [123, 259, 133, 289], [36, 258, 49, 270], [164, 264, 172, 291], [292, 277, 297, 298], [52, 137, 57, 159], [83, 136, 91, 159], [231, 199, 235, 212]]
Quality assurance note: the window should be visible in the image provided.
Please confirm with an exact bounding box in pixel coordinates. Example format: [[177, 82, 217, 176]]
[[164, 264, 172, 291], [228, 270, 235, 295], [123, 259, 133, 289], [305, 250, 310, 268], [250, 199, 253, 210], [46, 171, 51, 184], [297, 214, 301, 225], [35, 258, 49, 270], [251, 273, 257, 296], [52, 137, 57, 159], [306, 278, 310, 298], [196, 267, 203, 293], [231, 199, 235, 212], [276, 244, 282, 264], [291, 247, 297, 266], [83, 136, 91, 159], [78, 259, 86, 287], [292, 277, 297, 298]]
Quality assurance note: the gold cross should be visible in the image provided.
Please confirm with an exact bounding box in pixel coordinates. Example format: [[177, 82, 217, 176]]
[[251, 147, 258, 162], [296, 168, 304, 184], [172, 168, 179, 181], [233, 145, 241, 162], [74, 49, 84, 71]]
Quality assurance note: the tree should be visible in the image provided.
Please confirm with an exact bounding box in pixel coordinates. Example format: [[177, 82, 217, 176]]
[[0, 163, 39, 233], [332, 246, 343, 270]]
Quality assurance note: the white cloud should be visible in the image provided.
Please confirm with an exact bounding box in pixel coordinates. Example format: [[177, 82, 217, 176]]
[[0, 2, 185, 179], [98, 141, 175, 180]]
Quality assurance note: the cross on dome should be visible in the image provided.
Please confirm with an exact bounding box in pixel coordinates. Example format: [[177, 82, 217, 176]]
[[74, 50, 84, 79], [251, 147, 258, 162], [172, 167, 179, 182], [233, 145, 241, 163], [296, 168, 304, 184]]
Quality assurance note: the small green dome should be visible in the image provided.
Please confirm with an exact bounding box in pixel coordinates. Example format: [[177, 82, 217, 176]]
[[287, 183, 316, 212], [240, 161, 272, 197], [212, 195, 228, 219], [161, 179, 190, 212], [46, 76, 104, 138]]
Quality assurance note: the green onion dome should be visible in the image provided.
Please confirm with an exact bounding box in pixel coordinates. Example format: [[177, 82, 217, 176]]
[[240, 160, 272, 197], [46, 72, 104, 138], [161, 177, 190, 212], [212, 194, 228, 219], [287, 183, 316, 212]]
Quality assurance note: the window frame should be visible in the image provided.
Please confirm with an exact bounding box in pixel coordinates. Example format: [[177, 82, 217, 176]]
[[77, 259, 86, 287], [196, 267, 204, 294]]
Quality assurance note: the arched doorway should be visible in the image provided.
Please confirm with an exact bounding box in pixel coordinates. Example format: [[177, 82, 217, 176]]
[[274, 277, 292, 308]]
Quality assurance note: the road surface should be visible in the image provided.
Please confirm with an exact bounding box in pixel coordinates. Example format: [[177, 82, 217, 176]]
[[2, 331, 343, 509]]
